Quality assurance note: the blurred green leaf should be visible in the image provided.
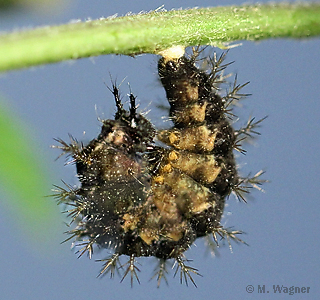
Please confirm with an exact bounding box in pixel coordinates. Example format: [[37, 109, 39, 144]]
[[0, 100, 57, 242]]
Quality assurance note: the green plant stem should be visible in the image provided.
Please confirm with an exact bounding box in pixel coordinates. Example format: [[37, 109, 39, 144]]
[[0, 2, 320, 72]]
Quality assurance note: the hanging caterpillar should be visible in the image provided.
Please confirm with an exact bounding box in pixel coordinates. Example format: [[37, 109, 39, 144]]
[[53, 47, 265, 287]]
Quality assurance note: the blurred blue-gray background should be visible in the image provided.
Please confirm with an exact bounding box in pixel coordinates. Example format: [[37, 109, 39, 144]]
[[0, 0, 319, 299]]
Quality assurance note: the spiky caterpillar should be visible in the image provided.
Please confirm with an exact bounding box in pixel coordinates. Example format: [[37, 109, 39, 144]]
[[54, 48, 264, 287]]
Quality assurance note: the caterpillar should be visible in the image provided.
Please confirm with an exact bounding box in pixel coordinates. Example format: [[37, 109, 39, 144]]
[[53, 47, 265, 287]]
